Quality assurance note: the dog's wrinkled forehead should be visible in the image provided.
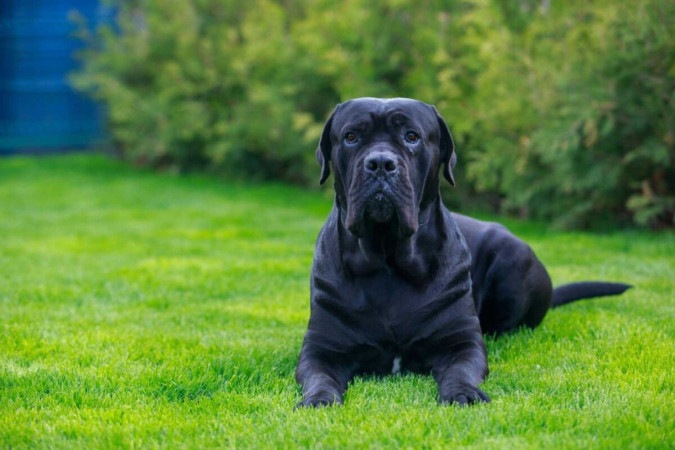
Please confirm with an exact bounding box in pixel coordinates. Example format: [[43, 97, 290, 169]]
[[330, 97, 438, 136], [317, 97, 456, 186]]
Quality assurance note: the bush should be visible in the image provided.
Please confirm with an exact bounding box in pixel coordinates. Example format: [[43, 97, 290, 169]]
[[72, 0, 326, 183], [466, 0, 674, 228], [72, 0, 673, 228]]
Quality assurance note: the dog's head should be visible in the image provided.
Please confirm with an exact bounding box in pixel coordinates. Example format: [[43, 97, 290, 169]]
[[316, 97, 456, 239]]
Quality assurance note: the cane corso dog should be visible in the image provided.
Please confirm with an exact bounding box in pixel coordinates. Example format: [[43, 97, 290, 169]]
[[296, 97, 630, 407]]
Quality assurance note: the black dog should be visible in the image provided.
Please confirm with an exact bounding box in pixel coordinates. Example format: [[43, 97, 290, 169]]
[[296, 97, 630, 408]]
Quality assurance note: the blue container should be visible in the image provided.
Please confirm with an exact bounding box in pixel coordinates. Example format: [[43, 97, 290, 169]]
[[0, 0, 111, 154]]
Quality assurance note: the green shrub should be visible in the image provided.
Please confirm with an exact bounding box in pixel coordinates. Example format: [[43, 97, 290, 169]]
[[72, 0, 673, 228], [72, 0, 326, 182], [463, 0, 674, 228]]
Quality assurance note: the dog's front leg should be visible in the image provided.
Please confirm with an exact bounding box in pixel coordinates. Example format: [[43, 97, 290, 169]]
[[431, 333, 490, 406], [295, 349, 354, 408]]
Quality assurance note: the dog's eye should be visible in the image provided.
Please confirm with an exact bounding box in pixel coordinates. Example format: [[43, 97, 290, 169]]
[[404, 131, 420, 144], [344, 132, 358, 144]]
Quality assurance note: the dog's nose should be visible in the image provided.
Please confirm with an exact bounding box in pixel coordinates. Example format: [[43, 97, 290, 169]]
[[364, 152, 397, 175]]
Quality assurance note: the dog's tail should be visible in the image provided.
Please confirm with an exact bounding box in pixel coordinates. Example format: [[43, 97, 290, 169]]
[[551, 282, 632, 308]]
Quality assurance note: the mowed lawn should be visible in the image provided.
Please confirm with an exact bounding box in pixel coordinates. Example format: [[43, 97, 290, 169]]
[[1, 154, 673, 449]]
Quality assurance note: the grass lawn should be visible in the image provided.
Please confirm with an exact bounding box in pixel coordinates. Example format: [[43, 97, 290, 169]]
[[1, 154, 673, 449]]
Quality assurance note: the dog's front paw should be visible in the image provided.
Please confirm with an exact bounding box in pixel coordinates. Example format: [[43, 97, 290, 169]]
[[440, 383, 490, 406], [296, 391, 343, 409]]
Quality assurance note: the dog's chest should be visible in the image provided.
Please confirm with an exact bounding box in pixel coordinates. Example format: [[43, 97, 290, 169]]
[[322, 265, 466, 375], [348, 275, 431, 375], [357, 273, 415, 311], [353, 273, 438, 342]]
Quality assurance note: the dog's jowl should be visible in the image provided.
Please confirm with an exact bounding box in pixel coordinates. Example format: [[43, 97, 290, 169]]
[[295, 97, 631, 408]]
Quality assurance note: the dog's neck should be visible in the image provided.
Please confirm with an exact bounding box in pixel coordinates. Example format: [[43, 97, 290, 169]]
[[338, 196, 446, 284]]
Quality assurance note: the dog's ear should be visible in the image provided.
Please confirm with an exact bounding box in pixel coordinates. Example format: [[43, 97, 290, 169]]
[[317, 105, 339, 185], [434, 107, 456, 186]]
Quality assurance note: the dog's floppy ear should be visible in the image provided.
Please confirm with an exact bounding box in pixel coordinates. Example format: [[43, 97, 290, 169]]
[[434, 107, 456, 186], [316, 105, 339, 185]]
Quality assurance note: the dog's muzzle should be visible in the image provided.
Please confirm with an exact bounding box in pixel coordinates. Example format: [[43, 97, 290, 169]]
[[363, 151, 398, 223], [345, 149, 417, 238]]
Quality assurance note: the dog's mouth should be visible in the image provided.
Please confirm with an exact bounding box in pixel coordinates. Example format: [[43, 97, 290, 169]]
[[346, 184, 417, 239], [366, 191, 395, 223]]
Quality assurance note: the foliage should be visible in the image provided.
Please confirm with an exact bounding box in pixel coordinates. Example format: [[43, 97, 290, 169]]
[[1, 155, 673, 448], [466, 0, 675, 229], [72, 0, 674, 228]]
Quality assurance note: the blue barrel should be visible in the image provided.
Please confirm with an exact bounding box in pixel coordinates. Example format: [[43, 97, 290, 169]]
[[0, 0, 111, 154]]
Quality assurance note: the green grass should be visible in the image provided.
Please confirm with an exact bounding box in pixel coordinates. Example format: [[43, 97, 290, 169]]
[[1, 154, 673, 449]]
